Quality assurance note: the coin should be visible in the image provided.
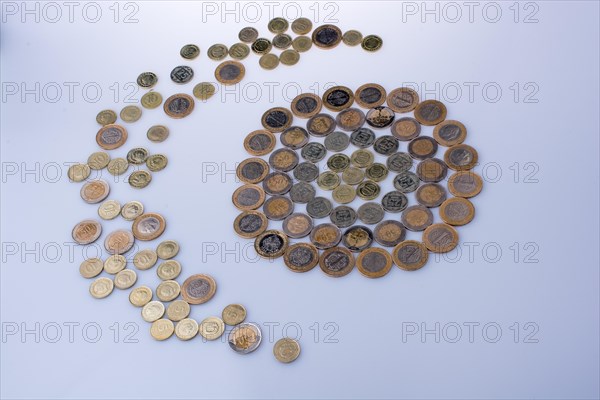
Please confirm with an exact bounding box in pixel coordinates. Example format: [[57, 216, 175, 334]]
[[366, 106, 395, 129], [239, 27, 259, 43], [222, 304, 247, 326], [157, 260, 181, 281], [414, 100, 447, 126], [307, 196, 333, 219], [356, 180, 380, 200], [106, 158, 128, 176], [317, 171, 340, 190], [444, 144, 478, 171], [281, 126, 309, 149], [342, 225, 373, 252], [233, 184, 266, 211], [215, 61, 245, 85], [114, 269, 137, 290], [365, 163, 389, 182], [193, 82, 216, 101], [79, 258, 103, 279], [423, 223, 459, 253], [121, 201, 144, 220], [132, 213, 166, 241], [229, 323, 262, 354], [175, 318, 199, 341], [310, 223, 341, 249], [293, 162, 319, 182], [342, 30, 363, 46], [199, 316, 225, 341], [357, 202, 385, 224], [416, 158, 448, 182], [282, 213, 313, 238], [87, 151, 110, 170], [96, 124, 127, 150], [416, 182, 447, 208], [279, 49, 300, 66], [391, 117, 421, 141], [332, 184, 356, 204], [150, 319, 174, 341], [156, 240, 179, 260], [262, 107, 293, 133], [447, 171, 483, 198], [269, 148, 299, 172], [291, 93, 322, 118], [89, 277, 113, 299], [98, 200, 121, 220], [234, 211, 268, 239], [126, 148, 148, 165], [259, 53, 279, 70], [393, 171, 420, 193], [291, 17, 312, 34], [330, 206, 357, 228], [68, 164, 90, 182], [137, 72, 158, 88], [401, 205, 434, 231], [133, 249, 158, 270], [408, 136, 438, 160], [392, 241, 429, 271], [251, 38, 272, 54], [142, 301, 165, 323], [292, 35, 312, 52], [129, 286, 153, 307], [237, 158, 269, 184], [273, 33, 293, 49], [254, 230, 288, 258], [350, 149, 374, 168], [146, 154, 168, 172], [289, 182, 316, 203], [356, 248, 392, 278], [374, 220, 406, 247], [244, 130, 276, 156], [104, 254, 126, 274], [268, 17, 289, 33], [120, 105, 142, 123], [439, 197, 475, 226], [312, 24, 342, 49], [167, 300, 190, 321], [361, 34, 383, 51], [180, 43, 200, 59], [350, 127, 376, 148], [307, 113, 336, 137], [128, 170, 152, 189], [141, 91, 163, 109], [163, 93, 195, 119], [263, 195, 294, 220], [147, 125, 170, 143], [387, 88, 420, 113], [284, 243, 319, 273], [433, 120, 467, 146], [263, 171, 293, 195], [229, 43, 250, 60], [104, 230, 134, 255], [96, 109, 117, 126], [156, 280, 180, 302], [323, 86, 354, 111], [336, 108, 365, 131], [325, 131, 350, 152], [355, 83, 386, 108], [274, 338, 301, 363], [80, 180, 110, 204], [301, 142, 327, 163], [386, 152, 413, 173], [72, 220, 102, 245], [319, 247, 355, 277], [381, 191, 408, 213], [207, 44, 228, 60]]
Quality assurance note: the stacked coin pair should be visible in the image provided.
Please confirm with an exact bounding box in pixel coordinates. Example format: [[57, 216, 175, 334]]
[[233, 84, 483, 276]]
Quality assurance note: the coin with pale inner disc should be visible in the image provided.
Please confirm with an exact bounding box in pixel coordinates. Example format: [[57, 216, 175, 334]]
[[229, 323, 262, 354]]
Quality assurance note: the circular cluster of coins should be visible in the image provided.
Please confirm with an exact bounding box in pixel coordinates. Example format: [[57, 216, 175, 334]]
[[233, 84, 483, 277]]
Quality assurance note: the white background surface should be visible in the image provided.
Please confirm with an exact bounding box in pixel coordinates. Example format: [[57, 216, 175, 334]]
[[1, 1, 599, 399]]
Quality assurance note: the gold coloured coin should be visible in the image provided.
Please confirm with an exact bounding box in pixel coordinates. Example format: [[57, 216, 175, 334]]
[[98, 200, 121, 220], [133, 249, 158, 270], [447, 171, 483, 198], [259, 53, 279, 70], [317, 171, 340, 190], [79, 258, 103, 279], [392, 240, 429, 271], [103, 254, 126, 274], [132, 213, 166, 241], [356, 248, 393, 279], [222, 304, 247, 326], [290, 93, 322, 118], [156, 280, 180, 302], [414, 100, 447, 126], [68, 164, 90, 182], [114, 269, 137, 289], [422, 223, 459, 253], [121, 201, 144, 220], [96, 124, 128, 150], [291, 17, 312, 34], [365, 163, 389, 182], [89, 277, 114, 299], [439, 197, 475, 226], [87, 152, 110, 170], [175, 318, 199, 341], [322, 86, 354, 112], [146, 154, 168, 172], [150, 319, 174, 341], [274, 338, 301, 363], [342, 30, 363, 46], [156, 240, 179, 260], [232, 184, 266, 211], [80, 180, 110, 204], [199, 316, 225, 341], [319, 246, 355, 277], [268, 17, 289, 33], [361, 34, 383, 52], [96, 109, 117, 125], [273, 33, 293, 49], [356, 180, 380, 200], [127, 147, 148, 165], [107, 158, 129, 176], [193, 82, 216, 101], [141, 91, 163, 109], [239, 27, 259, 43], [332, 184, 356, 204], [157, 260, 182, 281], [180, 43, 200, 59], [236, 158, 270, 184], [279, 49, 300, 66], [129, 286, 153, 307], [251, 38, 272, 54], [229, 42, 250, 60], [387, 88, 420, 113], [137, 72, 158, 88], [341, 166, 365, 185], [350, 149, 374, 168], [292, 36, 313, 52], [181, 274, 217, 305], [234, 211, 268, 238], [128, 170, 152, 189], [207, 43, 228, 60], [142, 301, 165, 323], [254, 230, 289, 258], [215, 61, 246, 85], [244, 130, 276, 156], [166, 300, 190, 322], [120, 105, 142, 123], [284, 243, 319, 273], [71, 219, 102, 245], [433, 120, 467, 146], [164, 93, 195, 119]]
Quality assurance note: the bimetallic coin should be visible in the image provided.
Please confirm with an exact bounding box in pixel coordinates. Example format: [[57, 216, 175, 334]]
[[293, 162, 319, 182], [239, 27, 259, 43], [68, 163, 90, 182], [215, 61, 245, 85], [289, 182, 316, 203], [261, 107, 293, 133], [104, 254, 126, 274], [233, 184, 266, 211], [301, 142, 327, 163], [283, 213, 313, 238], [156, 280, 181, 302], [440, 197, 475, 226], [418, 181, 448, 208], [416, 158, 448, 182], [175, 318, 199, 341], [392, 241, 429, 271], [207, 44, 228, 60], [147, 125, 170, 143], [106, 158, 128, 176], [251, 38, 272, 55], [312, 24, 342, 49], [342, 225, 373, 253], [391, 117, 421, 141], [244, 130, 276, 156], [423, 223, 459, 253], [350, 149, 374, 168], [366, 106, 395, 129], [393, 171, 420, 193], [137, 72, 158, 88], [381, 191, 408, 213], [199, 317, 224, 341], [357, 202, 385, 225], [114, 269, 137, 290], [79, 258, 103, 279], [324, 131, 350, 152], [129, 286, 153, 307], [98, 200, 121, 220], [291, 17, 312, 34], [142, 301, 165, 323], [141, 91, 162, 109], [237, 158, 269, 184], [133, 249, 158, 270], [281, 126, 309, 149], [274, 338, 301, 363], [269, 148, 299, 172], [273, 33, 292, 49], [401, 205, 434, 231], [166, 300, 191, 322], [262, 172, 293, 195], [156, 240, 179, 260], [356, 180, 380, 200], [365, 163, 389, 182], [292, 35, 312, 52], [355, 83, 386, 108], [150, 319, 174, 341], [72, 220, 102, 245], [414, 100, 447, 126], [317, 171, 340, 190], [193, 82, 216, 101], [222, 304, 247, 326], [336, 108, 365, 131], [234, 211, 270, 239], [310, 223, 342, 250], [322, 86, 354, 112], [291, 93, 322, 118], [356, 248, 392, 278], [180, 43, 200, 59], [80, 180, 110, 204], [408, 136, 438, 160], [341, 166, 364, 185], [307, 196, 333, 219], [263, 195, 294, 221], [350, 128, 376, 148], [229, 323, 262, 354], [332, 184, 356, 204], [374, 220, 406, 247], [127, 148, 148, 165], [254, 230, 288, 258], [229, 43, 250, 60], [120, 105, 142, 123], [259, 53, 279, 70], [284, 243, 319, 273], [104, 230, 134, 255], [121, 201, 144, 220], [447, 171, 483, 198], [128, 170, 152, 189], [444, 144, 479, 171], [386, 152, 413, 173], [164, 93, 195, 119], [279, 49, 300, 66], [342, 30, 363, 46], [132, 213, 166, 241], [146, 154, 168, 172], [433, 120, 467, 146], [87, 151, 110, 170], [157, 260, 182, 281], [89, 277, 113, 299], [319, 247, 355, 277], [268, 17, 289, 33], [330, 206, 357, 228], [96, 124, 127, 150], [307, 113, 336, 137], [361, 34, 383, 51], [96, 109, 117, 126]]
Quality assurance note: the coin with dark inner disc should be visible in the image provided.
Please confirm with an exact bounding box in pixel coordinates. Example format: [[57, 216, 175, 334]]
[[251, 38, 272, 54], [282, 213, 314, 238], [350, 128, 376, 148], [423, 223, 459, 253], [269, 148, 299, 172], [280, 127, 309, 149], [330, 206, 357, 228], [170, 66, 194, 84], [355, 83, 386, 108], [373, 135, 399, 156], [307, 113, 336, 137], [433, 120, 467, 146], [284, 243, 319, 273], [263, 195, 294, 220], [342, 225, 373, 252], [163, 93, 195, 119], [386, 152, 413, 173], [236, 158, 269, 184], [244, 130, 276, 156], [137, 72, 157, 88], [408, 136, 438, 160], [391, 117, 421, 141], [262, 172, 293, 195], [336, 108, 365, 131], [356, 248, 392, 278], [366, 106, 395, 128], [392, 241, 429, 271], [301, 142, 327, 163], [415, 183, 447, 208], [319, 247, 355, 277], [414, 100, 447, 126], [357, 202, 385, 225], [444, 144, 479, 171], [387, 88, 420, 113], [306, 196, 333, 219], [233, 211, 268, 238], [439, 197, 475, 226], [232, 184, 266, 210], [310, 223, 342, 249], [291, 93, 322, 118], [289, 182, 316, 203], [381, 191, 408, 213], [215, 61, 245, 85], [324, 131, 350, 152], [323, 86, 354, 111], [254, 230, 288, 258], [401, 205, 434, 231], [416, 158, 448, 182], [181, 274, 216, 305], [293, 162, 319, 182], [312, 25, 342, 49], [447, 171, 483, 198], [361, 35, 383, 52], [374, 220, 406, 247], [261, 107, 293, 133]]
